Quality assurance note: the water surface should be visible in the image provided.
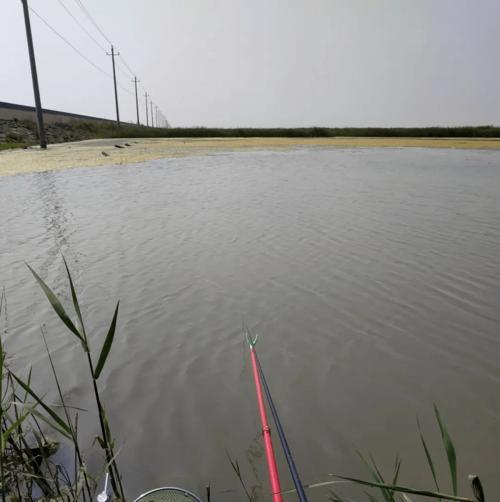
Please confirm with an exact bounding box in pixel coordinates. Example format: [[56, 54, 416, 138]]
[[1, 147, 499, 499]]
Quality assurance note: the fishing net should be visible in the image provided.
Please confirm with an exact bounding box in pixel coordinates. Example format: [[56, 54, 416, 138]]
[[133, 487, 204, 502]]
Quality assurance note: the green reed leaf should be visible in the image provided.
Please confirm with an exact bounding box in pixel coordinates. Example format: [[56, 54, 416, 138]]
[[434, 405, 457, 496], [62, 256, 87, 340], [364, 492, 382, 502], [357, 451, 392, 502], [328, 489, 350, 502], [392, 455, 402, 486], [10, 371, 72, 438], [27, 264, 83, 343], [417, 416, 440, 492], [1, 410, 30, 452], [95, 302, 119, 379], [330, 475, 475, 502], [95, 436, 106, 450]]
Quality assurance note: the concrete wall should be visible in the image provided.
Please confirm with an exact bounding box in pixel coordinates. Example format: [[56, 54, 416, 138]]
[[0, 101, 114, 125]]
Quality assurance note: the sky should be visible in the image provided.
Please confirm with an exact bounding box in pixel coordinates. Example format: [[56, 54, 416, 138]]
[[2, 0, 500, 127]]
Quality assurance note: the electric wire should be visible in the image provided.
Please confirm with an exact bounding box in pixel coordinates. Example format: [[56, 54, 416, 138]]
[[118, 55, 136, 78], [56, 0, 107, 52], [116, 60, 132, 80], [29, 6, 112, 79], [73, 0, 113, 46], [69, 1, 161, 115], [30, 7, 133, 97], [32, 1, 167, 123]]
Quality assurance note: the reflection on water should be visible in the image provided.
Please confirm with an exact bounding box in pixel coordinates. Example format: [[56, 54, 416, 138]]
[[33, 171, 73, 279], [1, 147, 500, 499]]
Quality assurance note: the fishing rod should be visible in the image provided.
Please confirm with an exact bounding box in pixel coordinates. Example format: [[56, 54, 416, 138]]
[[247, 332, 309, 502], [247, 333, 284, 502], [254, 351, 309, 502]]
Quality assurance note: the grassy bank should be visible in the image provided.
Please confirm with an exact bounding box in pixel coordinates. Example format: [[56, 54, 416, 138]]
[[0, 141, 29, 151], [1, 119, 500, 152]]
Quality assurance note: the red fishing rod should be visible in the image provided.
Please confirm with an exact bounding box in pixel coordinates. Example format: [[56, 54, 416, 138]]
[[247, 333, 284, 502]]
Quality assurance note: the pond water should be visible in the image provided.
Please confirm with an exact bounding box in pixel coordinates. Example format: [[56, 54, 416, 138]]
[[1, 147, 499, 500]]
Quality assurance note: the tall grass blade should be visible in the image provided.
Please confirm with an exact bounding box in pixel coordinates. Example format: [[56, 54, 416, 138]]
[[27, 265, 83, 343], [226, 450, 255, 502], [364, 492, 381, 502], [329, 475, 475, 502], [10, 372, 72, 438], [392, 456, 402, 486], [95, 302, 119, 379], [28, 408, 72, 441], [40, 329, 93, 501], [280, 480, 350, 495], [433, 405, 457, 496], [417, 416, 440, 493], [62, 256, 86, 338], [401, 495, 414, 502], [357, 451, 392, 502], [1, 411, 30, 452], [328, 489, 351, 502], [22, 368, 33, 404]]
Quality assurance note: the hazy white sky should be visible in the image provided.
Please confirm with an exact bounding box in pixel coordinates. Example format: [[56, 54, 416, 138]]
[[2, 0, 499, 127]]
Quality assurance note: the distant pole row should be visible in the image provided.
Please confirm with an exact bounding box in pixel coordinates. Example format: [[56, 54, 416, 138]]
[[20, 0, 169, 149], [104, 42, 168, 129]]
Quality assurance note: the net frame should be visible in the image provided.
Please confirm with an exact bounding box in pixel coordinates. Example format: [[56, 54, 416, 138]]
[[133, 486, 205, 502]]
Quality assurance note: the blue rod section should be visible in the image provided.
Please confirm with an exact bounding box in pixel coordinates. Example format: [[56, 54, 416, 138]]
[[255, 351, 309, 502]]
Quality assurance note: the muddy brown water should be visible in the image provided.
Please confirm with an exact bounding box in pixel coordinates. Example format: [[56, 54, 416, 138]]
[[1, 147, 499, 500]]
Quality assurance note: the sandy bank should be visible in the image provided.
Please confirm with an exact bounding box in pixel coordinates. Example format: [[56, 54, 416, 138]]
[[1, 136, 500, 177]]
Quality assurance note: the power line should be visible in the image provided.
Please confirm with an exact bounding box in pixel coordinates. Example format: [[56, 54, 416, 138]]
[[56, 0, 107, 52], [71, 0, 139, 92], [117, 82, 134, 96], [29, 6, 112, 79], [30, 1, 168, 124], [119, 54, 136, 78], [30, 6, 134, 97], [73, 0, 113, 46], [116, 60, 132, 79]]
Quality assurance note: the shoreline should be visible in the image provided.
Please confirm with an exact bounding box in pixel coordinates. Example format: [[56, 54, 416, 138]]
[[1, 136, 500, 177]]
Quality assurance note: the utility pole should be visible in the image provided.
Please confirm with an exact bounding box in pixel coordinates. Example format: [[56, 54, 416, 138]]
[[133, 76, 140, 125], [144, 92, 149, 126], [107, 45, 120, 126], [155, 106, 158, 129], [150, 100, 154, 127], [21, 0, 47, 149]]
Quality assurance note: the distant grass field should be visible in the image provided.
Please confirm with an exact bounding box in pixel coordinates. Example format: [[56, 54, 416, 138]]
[[2, 120, 499, 152], [94, 123, 500, 139]]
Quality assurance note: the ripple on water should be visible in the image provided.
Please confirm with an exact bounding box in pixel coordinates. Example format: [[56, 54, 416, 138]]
[[1, 147, 500, 498]]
